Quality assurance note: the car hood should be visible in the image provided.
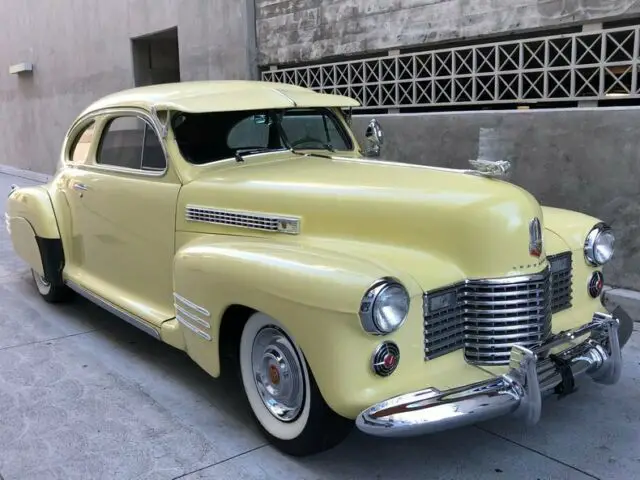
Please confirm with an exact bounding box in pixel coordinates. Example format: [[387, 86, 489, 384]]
[[178, 153, 547, 280]]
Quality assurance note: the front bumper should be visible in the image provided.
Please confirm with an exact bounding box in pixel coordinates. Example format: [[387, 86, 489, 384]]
[[356, 312, 626, 437]]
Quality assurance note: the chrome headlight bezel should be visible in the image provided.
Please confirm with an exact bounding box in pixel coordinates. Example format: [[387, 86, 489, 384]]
[[584, 223, 615, 266], [359, 278, 410, 335]]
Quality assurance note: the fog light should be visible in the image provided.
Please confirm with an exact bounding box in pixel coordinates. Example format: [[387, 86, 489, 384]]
[[588, 271, 604, 298], [372, 341, 400, 377]]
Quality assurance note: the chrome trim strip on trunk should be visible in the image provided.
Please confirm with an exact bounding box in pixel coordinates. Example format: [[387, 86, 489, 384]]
[[65, 280, 161, 340], [356, 312, 624, 438]]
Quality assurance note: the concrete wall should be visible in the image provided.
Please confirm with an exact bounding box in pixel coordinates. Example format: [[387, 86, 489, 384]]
[[257, 0, 640, 65], [0, 0, 257, 175], [351, 108, 639, 291]]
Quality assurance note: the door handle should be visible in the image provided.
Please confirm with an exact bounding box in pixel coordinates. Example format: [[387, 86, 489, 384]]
[[73, 183, 88, 192]]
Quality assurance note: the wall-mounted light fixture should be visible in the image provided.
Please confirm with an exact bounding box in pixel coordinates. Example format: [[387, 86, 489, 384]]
[[9, 62, 33, 75]]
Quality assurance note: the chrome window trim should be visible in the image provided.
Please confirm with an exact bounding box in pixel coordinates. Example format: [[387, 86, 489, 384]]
[[65, 118, 98, 165], [64, 107, 170, 178], [65, 279, 161, 339]]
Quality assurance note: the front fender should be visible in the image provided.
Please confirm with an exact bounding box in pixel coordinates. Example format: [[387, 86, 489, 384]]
[[542, 206, 602, 252], [172, 235, 495, 419]]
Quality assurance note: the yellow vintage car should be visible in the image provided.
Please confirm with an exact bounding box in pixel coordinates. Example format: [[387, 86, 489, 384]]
[[5, 80, 632, 456]]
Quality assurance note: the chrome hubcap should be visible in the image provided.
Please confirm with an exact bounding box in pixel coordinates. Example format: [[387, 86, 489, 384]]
[[33, 271, 50, 289], [251, 326, 304, 422]]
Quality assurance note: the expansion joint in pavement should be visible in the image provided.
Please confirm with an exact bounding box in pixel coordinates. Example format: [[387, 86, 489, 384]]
[[475, 426, 601, 480], [171, 444, 269, 480], [0, 329, 103, 352]]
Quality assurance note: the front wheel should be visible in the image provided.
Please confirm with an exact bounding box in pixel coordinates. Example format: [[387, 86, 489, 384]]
[[239, 312, 352, 456]]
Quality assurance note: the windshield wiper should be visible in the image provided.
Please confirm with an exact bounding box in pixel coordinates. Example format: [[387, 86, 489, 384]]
[[321, 143, 335, 152], [290, 142, 336, 156], [234, 147, 284, 163]]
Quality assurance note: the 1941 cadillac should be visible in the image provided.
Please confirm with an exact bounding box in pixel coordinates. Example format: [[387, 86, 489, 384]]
[[5, 80, 633, 456]]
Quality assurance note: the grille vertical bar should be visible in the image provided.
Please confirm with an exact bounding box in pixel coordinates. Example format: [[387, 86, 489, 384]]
[[548, 252, 573, 313], [463, 272, 552, 365], [424, 266, 561, 366]]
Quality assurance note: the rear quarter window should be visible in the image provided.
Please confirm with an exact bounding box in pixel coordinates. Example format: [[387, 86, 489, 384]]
[[68, 121, 97, 164]]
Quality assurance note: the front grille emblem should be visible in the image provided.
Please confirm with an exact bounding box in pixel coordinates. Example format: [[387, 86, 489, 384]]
[[529, 217, 543, 257]]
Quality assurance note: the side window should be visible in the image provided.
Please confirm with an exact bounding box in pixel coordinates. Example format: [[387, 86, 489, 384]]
[[97, 116, 166, 171], [227, 115, 270, 149], [68, 121, 96, 164]]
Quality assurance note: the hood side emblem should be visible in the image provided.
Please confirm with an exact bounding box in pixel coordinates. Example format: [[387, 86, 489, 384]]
[[529, 217, 543, 258]]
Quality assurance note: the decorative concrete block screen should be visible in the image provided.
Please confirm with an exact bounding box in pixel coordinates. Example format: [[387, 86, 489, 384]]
[[261, 25, 639, 110]]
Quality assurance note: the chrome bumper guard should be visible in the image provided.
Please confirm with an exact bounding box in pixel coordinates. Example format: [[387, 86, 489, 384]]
[[356, 312, 624, 437]]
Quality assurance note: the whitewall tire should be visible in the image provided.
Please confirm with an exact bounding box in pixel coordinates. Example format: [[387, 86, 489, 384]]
[[239, 312, 352, 456]]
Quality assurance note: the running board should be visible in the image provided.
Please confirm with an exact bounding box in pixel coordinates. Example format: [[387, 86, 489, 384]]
[[65, 280, 161, 340]]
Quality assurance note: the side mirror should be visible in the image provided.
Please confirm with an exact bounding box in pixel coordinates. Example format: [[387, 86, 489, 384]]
[[364, 118, 384, 157]]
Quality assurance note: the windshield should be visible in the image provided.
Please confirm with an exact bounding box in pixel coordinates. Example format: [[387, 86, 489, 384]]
[[171, 107, 353, 165]]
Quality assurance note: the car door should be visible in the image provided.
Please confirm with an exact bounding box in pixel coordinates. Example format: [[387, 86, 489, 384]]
[[64, 110, 181, 326]]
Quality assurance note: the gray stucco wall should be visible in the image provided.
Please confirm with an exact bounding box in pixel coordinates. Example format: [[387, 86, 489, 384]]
[[352, 108, 639, 291], [257, 0, 640, 65], [0, 0, 256, 175]]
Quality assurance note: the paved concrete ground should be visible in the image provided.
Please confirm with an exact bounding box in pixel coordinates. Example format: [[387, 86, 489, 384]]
[[0, 171, 638, 480]]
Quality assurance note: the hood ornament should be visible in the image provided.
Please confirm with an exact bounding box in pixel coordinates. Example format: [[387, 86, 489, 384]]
[[467, 158, 512, 179]]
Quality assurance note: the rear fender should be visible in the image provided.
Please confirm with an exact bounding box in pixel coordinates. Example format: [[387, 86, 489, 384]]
[[6, 186, 63, 281], [6, 186, 61, 239]]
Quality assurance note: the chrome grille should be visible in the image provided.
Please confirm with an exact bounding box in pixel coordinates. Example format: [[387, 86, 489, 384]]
[[185, 205, 300, 234], [549, 252, 573, 313], [424, 269, 553, 365]]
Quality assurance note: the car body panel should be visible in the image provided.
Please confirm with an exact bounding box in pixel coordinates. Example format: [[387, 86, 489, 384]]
[[54, 166, 180, 325]]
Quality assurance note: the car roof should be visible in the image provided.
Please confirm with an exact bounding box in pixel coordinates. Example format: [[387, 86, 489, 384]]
[[79, 80, 360, 117]]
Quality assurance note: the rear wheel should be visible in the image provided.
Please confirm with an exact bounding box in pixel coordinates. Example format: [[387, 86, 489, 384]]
[[31, 269, 71, 303], [239, 312, 352, 456]]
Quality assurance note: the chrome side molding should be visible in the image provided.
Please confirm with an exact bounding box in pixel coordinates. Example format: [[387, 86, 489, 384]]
[[65, 280, 161, 340], [173, 292, 212, 341]]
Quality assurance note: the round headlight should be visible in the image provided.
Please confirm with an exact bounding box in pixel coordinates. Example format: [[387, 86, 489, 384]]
[[584, 223, 615, 266], [359, 279, 410, 334]]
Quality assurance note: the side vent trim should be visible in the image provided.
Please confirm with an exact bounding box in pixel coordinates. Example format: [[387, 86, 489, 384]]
[[185, 205, 300, 235]]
